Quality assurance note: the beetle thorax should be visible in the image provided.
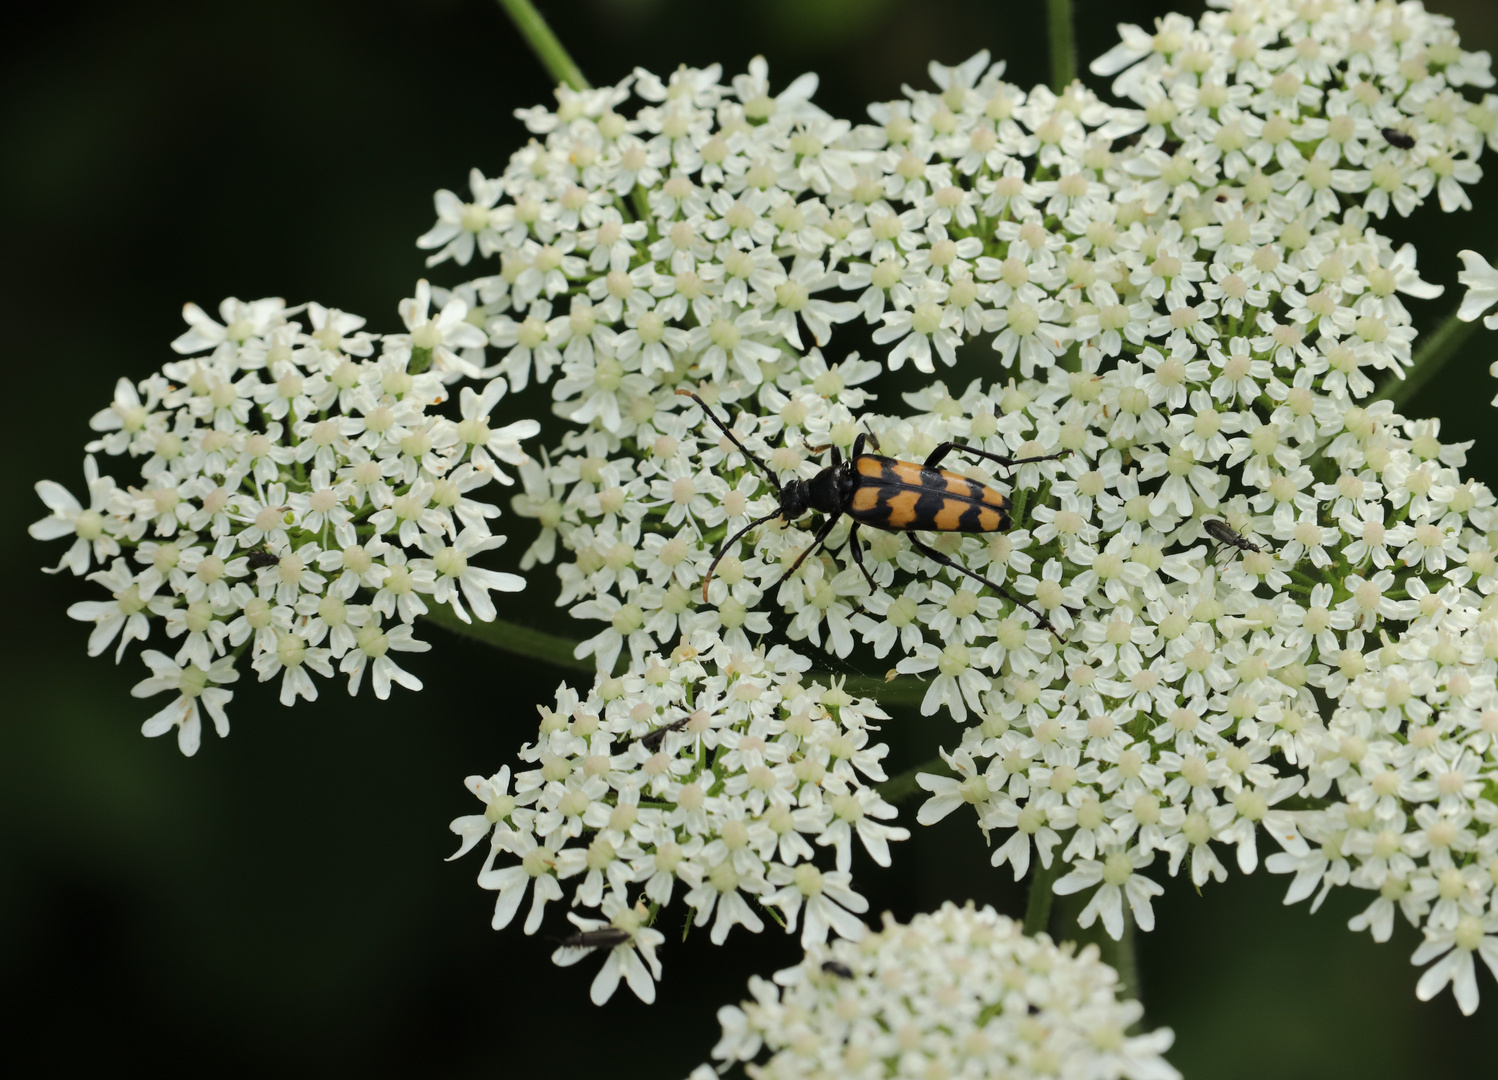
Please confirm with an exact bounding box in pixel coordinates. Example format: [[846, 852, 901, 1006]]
[[780, 463, 853, 519]]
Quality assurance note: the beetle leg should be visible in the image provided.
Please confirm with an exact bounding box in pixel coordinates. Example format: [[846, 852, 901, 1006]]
[[772, 512, 842, 589], [905, 535, 1063, 641], [923, 441, 1070, 474], [846, 522, 879, 594], [841, 524, 879, 618]]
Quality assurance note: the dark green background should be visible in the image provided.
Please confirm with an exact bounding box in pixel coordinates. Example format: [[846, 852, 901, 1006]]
[[5, 1, 1497, 1075]]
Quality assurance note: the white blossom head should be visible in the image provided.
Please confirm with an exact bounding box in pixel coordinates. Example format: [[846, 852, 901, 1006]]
[[448, 630, 908, 1002], [31, 297, 537, 753], [703, 901, 1178, 1080]]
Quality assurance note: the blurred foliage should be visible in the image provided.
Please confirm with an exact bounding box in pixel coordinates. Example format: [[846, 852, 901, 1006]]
[[3, 0, 1496, 1075]]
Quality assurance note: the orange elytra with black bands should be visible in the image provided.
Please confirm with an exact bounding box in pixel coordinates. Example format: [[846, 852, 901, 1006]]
[[674, 389, 1066, 639]]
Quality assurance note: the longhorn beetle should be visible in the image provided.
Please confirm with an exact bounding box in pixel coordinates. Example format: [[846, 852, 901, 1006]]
[[675, 389, 1067, 639]]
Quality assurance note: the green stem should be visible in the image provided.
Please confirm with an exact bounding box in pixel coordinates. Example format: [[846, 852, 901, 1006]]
[[1052, 888, 1140, 1007], [875, 754, 954, 803], [1047, 0, 1076, 93], [422, 605, 593, 670], [1023, 854, 1063, 936], [495, 0, 590, 90], [837, 673, 930, 708], [1100, 911, 1139, 1008], [1370, 302, 1479, 410], [420, 608, 936, 705]]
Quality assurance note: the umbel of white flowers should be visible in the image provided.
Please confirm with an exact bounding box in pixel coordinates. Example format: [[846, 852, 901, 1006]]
[[449, 640, 907, 1005], [32, 0, 1498, 1017], [30, 297, 538, 754], [426, 0, 1498, 1014], [697, 902, 1179, 1080]]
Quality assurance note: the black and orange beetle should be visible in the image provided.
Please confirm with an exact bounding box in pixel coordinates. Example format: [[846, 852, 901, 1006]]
[[675, 389, 1065, 638]]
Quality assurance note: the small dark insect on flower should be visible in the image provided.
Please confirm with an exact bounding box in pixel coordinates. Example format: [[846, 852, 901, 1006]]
[[246, 547, 279, 569], [636, 712, 693, 752], [1202, 518, 1264, 563], [821, 959, 855, 979], [555, 927, 633, 952], [1381, 127, 1416, 149]]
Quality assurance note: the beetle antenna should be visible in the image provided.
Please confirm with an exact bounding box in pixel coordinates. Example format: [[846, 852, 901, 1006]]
[[702, 510, 781, 603], [675, 389, 781, 494]]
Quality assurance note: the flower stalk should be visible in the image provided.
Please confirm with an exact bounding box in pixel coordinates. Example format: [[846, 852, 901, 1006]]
[[1023, 855, 1063, 937], [1372, 303, 1481, 410], [421, 604, 592, 672], [495, 0, 590, 90], [1047, 0, 1075, 92], [1052, 887, 1139, 1006], [875, 754, 955, 803], [422, 606, 936, 707]]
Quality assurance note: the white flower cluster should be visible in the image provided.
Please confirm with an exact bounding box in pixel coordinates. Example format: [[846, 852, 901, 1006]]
[[414, 0, 1498, 1011], [1097, 0, 1498, 221], [447, 630, 907, 1004], [29, 294, 538, 754], [1265, 607, 1498, 1015], [698, 901, 1178, 1080]]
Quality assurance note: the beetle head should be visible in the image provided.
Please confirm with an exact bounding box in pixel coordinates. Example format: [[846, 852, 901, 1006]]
[[780, 478, 810, 519]]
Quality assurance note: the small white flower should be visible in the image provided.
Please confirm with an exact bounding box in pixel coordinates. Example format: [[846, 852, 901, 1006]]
[[1457, 249, 1498, 329], [132, 649, 238, 756], [1053, 848, 1164, 939], [30, 456, 119, 575]]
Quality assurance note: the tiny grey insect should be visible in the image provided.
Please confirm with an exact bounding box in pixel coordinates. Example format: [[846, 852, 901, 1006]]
[[1202, 518, 1264, 563], [820, 960, 855, 979], [636, 712, 692, 752], [555, 928, 633, 952], [1381, 127, 1416, 149]]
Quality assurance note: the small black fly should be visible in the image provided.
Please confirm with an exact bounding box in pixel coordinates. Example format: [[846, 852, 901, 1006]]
[[636, 712, 693, 752], [1381, 127, 1416, 149], [820, 960, 855, 979], [246, 547, 279, 570]]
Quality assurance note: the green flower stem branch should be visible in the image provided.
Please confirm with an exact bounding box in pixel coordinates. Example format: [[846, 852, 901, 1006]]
[[495, 1, 658, 261], [1023, 855, 1063, 936], [496, 0, 590, 91], [1021, 849, 1140, 1010], [1052, 887, 1140, 1007], [423, 604, 591, 671], [1048, 0, 1076, 93], [1371, 302, 1481, 410], [420, 607, 936, 707], [875, 755, 955, 803]]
